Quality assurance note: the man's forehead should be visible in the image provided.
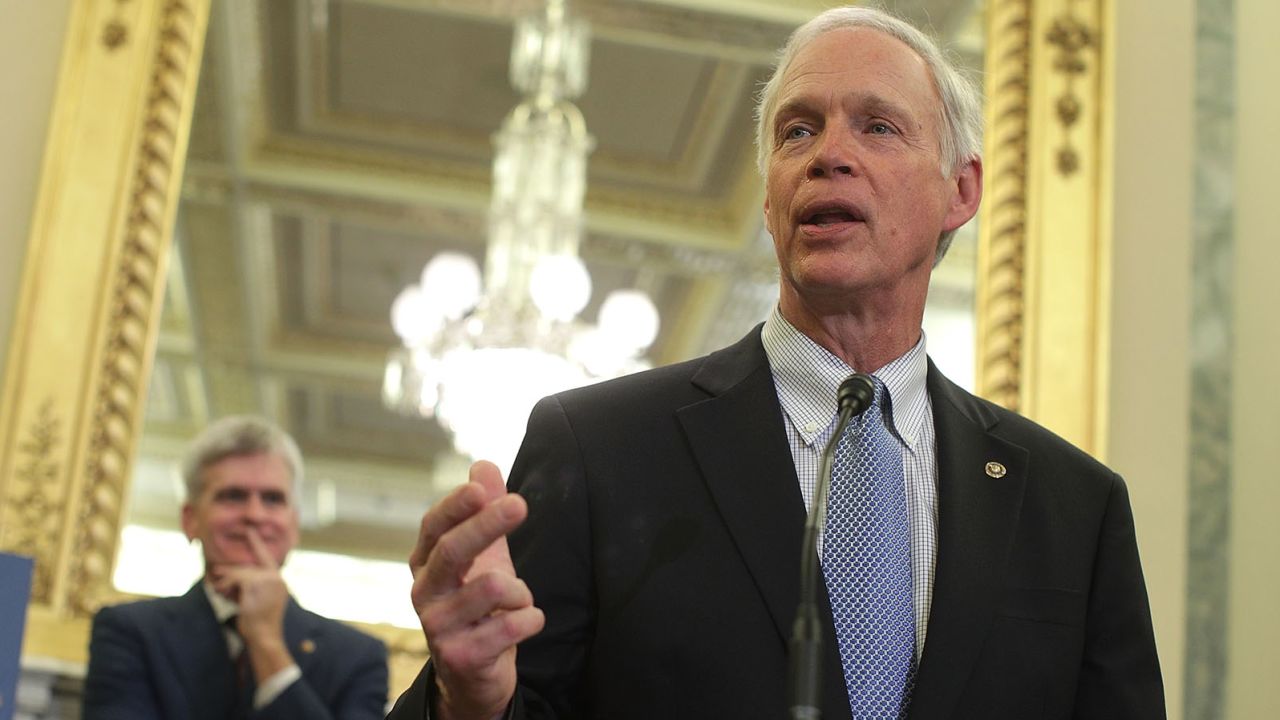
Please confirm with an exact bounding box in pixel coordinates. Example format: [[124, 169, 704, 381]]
[[773, 27, 940, 124], [201, 452, 293, 489], [779, 26, 933, 94]]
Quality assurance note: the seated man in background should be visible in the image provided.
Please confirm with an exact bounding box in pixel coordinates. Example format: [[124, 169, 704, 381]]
[[83, 416, 388, 719]]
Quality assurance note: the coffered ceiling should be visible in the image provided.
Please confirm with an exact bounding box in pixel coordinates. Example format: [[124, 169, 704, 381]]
[[130, 0, 983, 561]]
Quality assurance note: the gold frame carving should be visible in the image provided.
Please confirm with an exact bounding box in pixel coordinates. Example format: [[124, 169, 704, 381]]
[[977, 0, 1111, 457], [977, 0, 1034, 413], [70, 0, 212, 617], [2, 0, 1114, 694], [1, 0, 212, 651]]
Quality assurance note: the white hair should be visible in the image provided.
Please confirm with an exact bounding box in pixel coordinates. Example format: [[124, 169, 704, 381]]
[[180, 415, 304, 501], [753, 5, 983, 261]]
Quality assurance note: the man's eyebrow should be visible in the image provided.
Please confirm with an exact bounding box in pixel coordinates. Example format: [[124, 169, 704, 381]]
[[772, 98, 810, 127], [773, 91, 917, 127], [854, 94, 915, 122]]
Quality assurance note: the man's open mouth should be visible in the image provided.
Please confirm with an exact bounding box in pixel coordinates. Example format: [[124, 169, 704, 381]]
[[799, 202, 865, 226]]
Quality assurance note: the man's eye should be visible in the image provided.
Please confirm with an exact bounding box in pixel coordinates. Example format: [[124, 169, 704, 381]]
[[783, 125, 813, 141], [215, 489, 249, 503], [261, 492, 288, 506], [868, 122, 895, 135]]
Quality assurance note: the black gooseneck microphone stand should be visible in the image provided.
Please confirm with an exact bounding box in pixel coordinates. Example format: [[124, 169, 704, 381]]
[[788, 374, 876, 720]]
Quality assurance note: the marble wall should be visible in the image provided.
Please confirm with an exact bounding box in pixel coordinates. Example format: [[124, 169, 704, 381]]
[[1185, 0, 1235, 717]]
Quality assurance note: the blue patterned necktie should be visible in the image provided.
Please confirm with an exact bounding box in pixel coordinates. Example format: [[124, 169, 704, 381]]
[[822, 378, 916, 719]]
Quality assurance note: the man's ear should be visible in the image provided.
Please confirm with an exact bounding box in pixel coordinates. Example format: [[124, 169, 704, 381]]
[[180, 503, 197, 541], [942, 157, 983, 232], [288, 508, 302, 547]]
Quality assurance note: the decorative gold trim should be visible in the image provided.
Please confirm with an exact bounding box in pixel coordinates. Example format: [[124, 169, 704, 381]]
[[7, 400, 66, 604], [377, 625, 431, 697], [0, 0, 212, 642], [102, 0, 134, 51], [70, 0, 208, 616], [1045, 3, 1099, 176], [978, 0, 1110, 455], [976, 0, 1032, 411]]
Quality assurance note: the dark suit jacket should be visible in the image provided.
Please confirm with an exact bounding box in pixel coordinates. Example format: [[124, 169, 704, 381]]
[[84, 582, 388, 720], [390, 327, 1164, 719]]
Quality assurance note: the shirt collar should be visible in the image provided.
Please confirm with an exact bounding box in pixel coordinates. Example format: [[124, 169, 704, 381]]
[[202, 579, 239, 624], [761, 305, 929, 450]]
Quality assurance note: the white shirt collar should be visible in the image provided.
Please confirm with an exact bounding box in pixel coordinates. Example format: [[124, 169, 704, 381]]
[[202, 579, 239, 624], [761, 305, 929, 451]]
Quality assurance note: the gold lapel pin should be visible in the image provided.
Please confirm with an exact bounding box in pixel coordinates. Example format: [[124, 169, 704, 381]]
[[300, 639, 316, 654], [985, 461, 1007, 479]]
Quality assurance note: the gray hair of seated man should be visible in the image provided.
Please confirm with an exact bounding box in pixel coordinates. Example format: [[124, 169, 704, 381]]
[[180, 415, 305, 502]]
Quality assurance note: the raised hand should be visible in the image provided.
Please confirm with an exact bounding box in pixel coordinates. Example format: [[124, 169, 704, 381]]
[[211, 527, 294, 682], [410, 461, 545, 720]]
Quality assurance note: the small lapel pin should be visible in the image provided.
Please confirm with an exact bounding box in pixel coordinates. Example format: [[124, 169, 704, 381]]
[[985, 461, 1007, 479], [299, 639, 316, 654]]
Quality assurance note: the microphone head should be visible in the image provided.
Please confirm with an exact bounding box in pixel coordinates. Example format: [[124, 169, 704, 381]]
[[837, 374, 875, 416]]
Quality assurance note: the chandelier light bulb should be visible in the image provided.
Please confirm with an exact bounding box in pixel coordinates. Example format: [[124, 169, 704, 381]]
[[598, 289, 660, 352], [529, 254, 591, 322], [421, 252, 483, 320], [390, 286, 441, 345], [383, 0, 662, 471]]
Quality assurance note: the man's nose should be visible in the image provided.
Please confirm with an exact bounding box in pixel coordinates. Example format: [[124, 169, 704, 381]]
[[807, 127, 857, 179], [243, 493, 265, 520]]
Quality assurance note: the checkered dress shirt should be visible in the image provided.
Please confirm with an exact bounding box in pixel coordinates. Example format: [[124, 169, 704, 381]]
[[760, 307, 939, 659]]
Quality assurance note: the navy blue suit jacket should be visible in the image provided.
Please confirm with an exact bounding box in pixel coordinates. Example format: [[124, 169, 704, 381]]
[[84, 582, 387, 720], [390, 327, 1165, 719]]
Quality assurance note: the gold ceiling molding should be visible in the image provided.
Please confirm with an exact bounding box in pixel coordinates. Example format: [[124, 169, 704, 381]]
[[362, 0, 793, 62], [250, 133, 761, 250]]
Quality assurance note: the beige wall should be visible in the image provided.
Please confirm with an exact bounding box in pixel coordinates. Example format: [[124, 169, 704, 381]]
[[1226, 0, 1280, 716], [0, 0, 71, 380], [1109, 0, 1280, 716], [1107, 1, 1194, 717]]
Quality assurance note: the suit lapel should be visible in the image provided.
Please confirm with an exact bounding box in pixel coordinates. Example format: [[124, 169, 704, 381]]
[[283, 599, 318, 679], [167, 583, 238, 720], [908, 365, 1028, 720], [677, 333, 1037, 720], [673, 329, 865, 719], [676, 328, 806, 647]]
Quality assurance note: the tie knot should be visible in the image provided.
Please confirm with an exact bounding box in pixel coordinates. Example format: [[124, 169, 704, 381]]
[[223, 615, 246, 660], [864, 377, 894, 431], [869, 376, 888, 408]]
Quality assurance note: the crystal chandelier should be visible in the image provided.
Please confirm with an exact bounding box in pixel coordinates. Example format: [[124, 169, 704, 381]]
[[383, 0, 659, 471]]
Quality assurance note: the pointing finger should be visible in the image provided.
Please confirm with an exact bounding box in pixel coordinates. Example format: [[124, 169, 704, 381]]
[[409, 461, 512, 573], [245, 527, 278, 570], [410, 481, 488, 572], [420, 493, 527, 594]]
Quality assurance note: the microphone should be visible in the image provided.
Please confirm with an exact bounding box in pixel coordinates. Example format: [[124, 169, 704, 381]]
[[788, 373, 876, 720]]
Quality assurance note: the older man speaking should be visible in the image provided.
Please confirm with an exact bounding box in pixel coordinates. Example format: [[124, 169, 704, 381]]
[[390, 7, 1165, 720]]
